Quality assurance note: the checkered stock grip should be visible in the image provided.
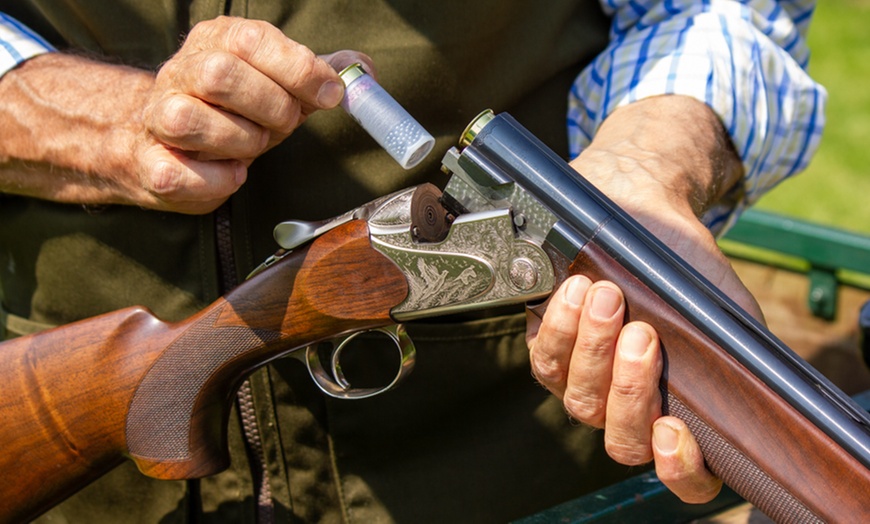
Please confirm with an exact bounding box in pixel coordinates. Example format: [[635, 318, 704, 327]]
[[123, 219, 409, 480]]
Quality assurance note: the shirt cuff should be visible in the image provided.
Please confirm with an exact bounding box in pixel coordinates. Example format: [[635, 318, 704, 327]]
[[569, 1, 826, 235], [0, 13, 55, 79]]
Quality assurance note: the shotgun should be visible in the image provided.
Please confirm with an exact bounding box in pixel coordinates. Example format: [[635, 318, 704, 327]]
[[1, 110, 868, 523]]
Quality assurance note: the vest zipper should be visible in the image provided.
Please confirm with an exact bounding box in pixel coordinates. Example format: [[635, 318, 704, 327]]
[[215, 3, 272, 520], [215, 203, 275, 524]]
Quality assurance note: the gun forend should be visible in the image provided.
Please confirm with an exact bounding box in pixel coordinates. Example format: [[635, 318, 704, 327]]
[[443, 110, 870, 522]]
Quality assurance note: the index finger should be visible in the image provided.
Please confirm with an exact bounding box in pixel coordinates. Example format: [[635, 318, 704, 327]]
[[191, 17, 344, 109]]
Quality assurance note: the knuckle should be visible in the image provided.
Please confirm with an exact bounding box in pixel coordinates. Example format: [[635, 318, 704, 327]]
[[241, 128, 271, 158], [263, 91, 303, 135], [575, 330, 614, 358], [539, 314, 579, 350], [530, 354, 565, 386], [147, 160, 184, 197], [196, 52, 240, 98], [156, 97, 200, 140], [611, 366, 662, 409], [184, 20, 210, 43], [227, 19, 271, 60], [605, 438, 653, 466], [295, 47, 319, 76], [562, 391, 605, 427], [269, 95, 302, 133], [609, 377, 653, 405], [284, 44, 319, 87], [185, 16, 231, 47], [154, 58, 179, 84]]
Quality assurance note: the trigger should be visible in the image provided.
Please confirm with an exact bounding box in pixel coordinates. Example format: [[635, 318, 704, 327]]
[[302, 325, 416, 400]]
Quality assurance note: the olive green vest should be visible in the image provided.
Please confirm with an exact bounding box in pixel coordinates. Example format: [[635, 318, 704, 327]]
[[1, 0, 608, 322], [1, 2, 617, 522]]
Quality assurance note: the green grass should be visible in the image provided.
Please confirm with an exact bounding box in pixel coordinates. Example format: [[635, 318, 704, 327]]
[[753, 1, 870, 235]]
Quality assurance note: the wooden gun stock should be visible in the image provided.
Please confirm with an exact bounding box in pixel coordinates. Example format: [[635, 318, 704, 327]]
[[0, 220, 408, 523], [571, 242, 870, 522]]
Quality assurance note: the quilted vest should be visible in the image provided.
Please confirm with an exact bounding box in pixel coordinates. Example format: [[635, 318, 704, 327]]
[[1, 0, 609, 322]]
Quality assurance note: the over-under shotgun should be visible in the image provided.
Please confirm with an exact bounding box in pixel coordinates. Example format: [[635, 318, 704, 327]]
[[1, 111, 868, 523]]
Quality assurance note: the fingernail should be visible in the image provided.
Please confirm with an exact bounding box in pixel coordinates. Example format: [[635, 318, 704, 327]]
[[653, 421, 680, 454], [619, 323, 651, 360], [565, 277, 587, 308], [590, 287, 620, 320], [317, 80, 344, 107]]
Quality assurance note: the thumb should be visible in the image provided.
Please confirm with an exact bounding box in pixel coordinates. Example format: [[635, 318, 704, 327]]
[[652, 416, 723, 504]]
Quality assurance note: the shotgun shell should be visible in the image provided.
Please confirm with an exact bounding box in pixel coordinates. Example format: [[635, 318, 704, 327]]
[[339, 63, 435, 169], [460, 109, 495, 147]]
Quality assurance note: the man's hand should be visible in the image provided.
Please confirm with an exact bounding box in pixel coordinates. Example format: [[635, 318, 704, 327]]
[[0, 16, 369, 214], [137, 17, 369, 213], [526, 95, 764, 504]]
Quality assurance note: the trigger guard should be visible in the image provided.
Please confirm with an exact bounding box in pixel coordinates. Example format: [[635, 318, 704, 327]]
[[304, 325, 416, 399]]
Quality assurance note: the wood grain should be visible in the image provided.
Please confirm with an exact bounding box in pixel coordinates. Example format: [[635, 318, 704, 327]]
[[0, 219, 408, 523]]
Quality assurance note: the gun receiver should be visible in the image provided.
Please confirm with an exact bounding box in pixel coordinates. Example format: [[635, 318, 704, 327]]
[[0, 110, 868, 522]]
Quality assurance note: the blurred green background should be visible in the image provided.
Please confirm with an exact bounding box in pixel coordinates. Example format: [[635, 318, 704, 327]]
[[754, 0, 870, 234]]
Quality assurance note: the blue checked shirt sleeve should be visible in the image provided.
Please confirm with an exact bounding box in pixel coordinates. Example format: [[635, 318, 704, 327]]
[[0, 13, 55, 79], [569, 0, 826, 234]]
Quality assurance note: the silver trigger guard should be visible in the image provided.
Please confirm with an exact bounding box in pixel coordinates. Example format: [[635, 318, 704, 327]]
[[302, 325, 416, 399]]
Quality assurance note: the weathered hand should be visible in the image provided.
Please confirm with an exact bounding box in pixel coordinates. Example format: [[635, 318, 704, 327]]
[[0, 17, 372, 214], [136, 17, 371, 213], [526, 95, 764, 504]]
